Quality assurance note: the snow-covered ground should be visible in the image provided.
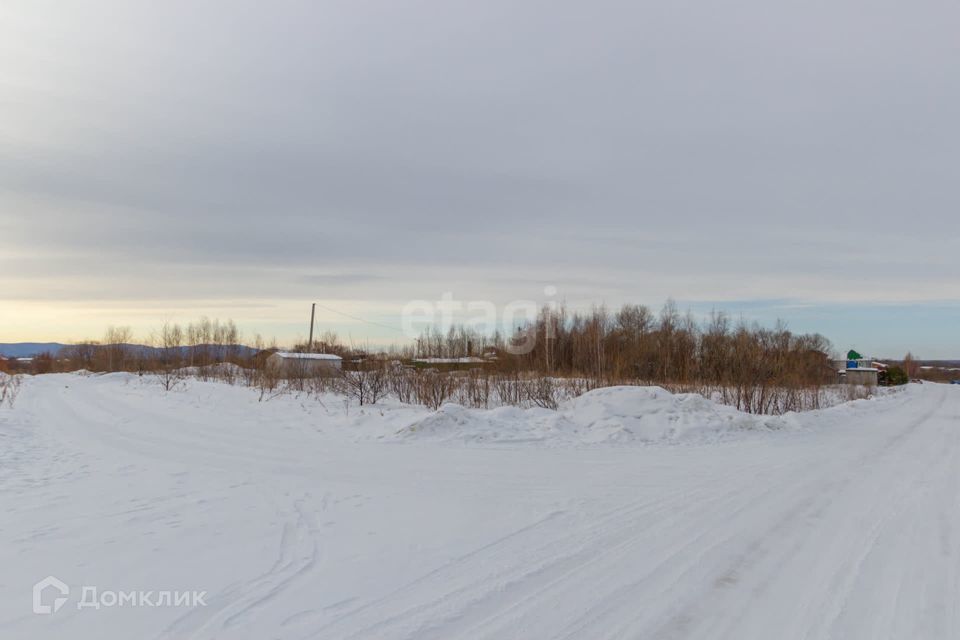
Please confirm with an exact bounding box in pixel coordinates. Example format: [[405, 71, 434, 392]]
[[1, 373, 957, 639]]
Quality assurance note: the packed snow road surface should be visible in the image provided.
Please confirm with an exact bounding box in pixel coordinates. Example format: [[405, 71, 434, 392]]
[[1, 374, 957, 639]]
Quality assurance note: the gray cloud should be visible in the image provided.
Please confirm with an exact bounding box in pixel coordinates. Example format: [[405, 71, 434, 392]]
[[1, 0, 959, 348]]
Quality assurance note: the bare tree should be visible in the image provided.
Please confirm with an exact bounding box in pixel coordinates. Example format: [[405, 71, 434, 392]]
[[154, 321, 185, 391], [416, 369, 456, 410], [388, 364, 417, 404], [101, 326, 133, 371], [340, 361, 389, 406], [902, 352, 919, 380], [0, 373, 21, 407]]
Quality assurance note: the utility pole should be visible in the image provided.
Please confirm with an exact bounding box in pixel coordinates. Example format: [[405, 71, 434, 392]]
[[308, 303, 316, 352]]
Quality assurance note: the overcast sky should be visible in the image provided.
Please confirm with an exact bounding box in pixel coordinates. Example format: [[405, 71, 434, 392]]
[[1, 0, 958, 356]]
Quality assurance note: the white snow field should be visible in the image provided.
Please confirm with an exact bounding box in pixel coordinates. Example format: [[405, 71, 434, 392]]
[[1, 373, 958, 640]]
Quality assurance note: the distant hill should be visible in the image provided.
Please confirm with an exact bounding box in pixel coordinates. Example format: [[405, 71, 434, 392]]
[[0, 343, 259, 359], [0, 343, 68, 358]]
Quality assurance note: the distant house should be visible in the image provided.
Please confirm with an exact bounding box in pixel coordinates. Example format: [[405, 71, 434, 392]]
[[844, 367, 879, 386], [412, 357, 486, 364], [835, 349, 880, 386], [266, 352, 342, 376]]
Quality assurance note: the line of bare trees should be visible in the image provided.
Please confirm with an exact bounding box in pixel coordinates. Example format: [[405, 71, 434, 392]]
[[378, 302, 837, 413], [52, 319, 248, 378], [18, 302, 867, 415], [258, 302, 841, 414]]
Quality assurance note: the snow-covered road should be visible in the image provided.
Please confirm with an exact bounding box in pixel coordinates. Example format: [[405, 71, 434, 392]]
[[2, 374, 958, 639]]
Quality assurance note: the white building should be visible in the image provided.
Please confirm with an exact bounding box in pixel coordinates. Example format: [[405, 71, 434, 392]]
[[834, 356, 883, 386], [266, 352, 342, 376], [844, 367, 879, 386]]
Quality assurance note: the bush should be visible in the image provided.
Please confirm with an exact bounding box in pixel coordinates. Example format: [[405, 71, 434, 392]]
[[0, 373, 21, 407], [885, 366, 909, 386]]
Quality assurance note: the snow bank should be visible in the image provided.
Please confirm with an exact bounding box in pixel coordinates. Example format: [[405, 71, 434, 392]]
[[39, 373, 910, 448], [400, 386, 788, 445], [4, 370, 956, 639], [561, 386, 788, 442]]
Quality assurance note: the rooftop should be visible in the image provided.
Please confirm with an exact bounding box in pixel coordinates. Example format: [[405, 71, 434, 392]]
[[272, 352, 342, 361]]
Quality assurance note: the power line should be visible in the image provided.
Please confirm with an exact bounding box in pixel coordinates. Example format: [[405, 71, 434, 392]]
[[310, 302, 406, 335]]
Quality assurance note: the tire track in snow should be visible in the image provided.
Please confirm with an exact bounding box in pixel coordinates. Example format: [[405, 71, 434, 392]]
[[159, 493, 326, 639], [637, 386, 954, 640], [306, 388, 952, 640], [13, 374, 951, 640], [434, 393, 949, 640], [306, 457, 817, 639]]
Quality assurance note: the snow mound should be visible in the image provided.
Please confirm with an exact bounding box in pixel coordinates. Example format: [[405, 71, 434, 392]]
[[560, 386, 787, 443], [400, 386, 787, 445]]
